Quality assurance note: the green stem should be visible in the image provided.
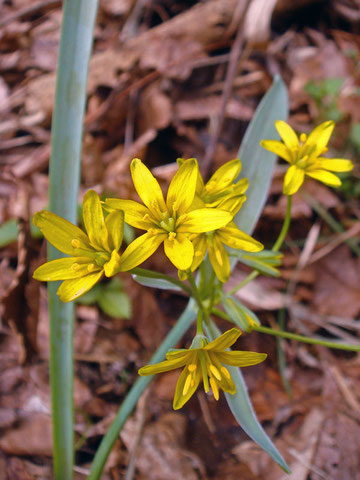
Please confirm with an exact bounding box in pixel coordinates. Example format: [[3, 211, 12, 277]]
[[186, 270, 203, 310], [228, 270, 258, 295], [229, 195, 292, 295], [131, 267, 192, 296], [272, 195, 292, 252], [253, 325, 360, 352], [48, 2, 98, 479], [196, 310, 204, 335], [276, 308, 292, 397], [88, 303, 197, 479], [212, 308, 360, 352]]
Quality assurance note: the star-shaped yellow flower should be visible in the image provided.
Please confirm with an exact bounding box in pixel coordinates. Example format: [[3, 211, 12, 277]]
[[261, 120, 353, 195], [33, 190, 129, 302], [105, 158, 232, 271], [139, 328, 267, 409], [188, 194, 263, 283]]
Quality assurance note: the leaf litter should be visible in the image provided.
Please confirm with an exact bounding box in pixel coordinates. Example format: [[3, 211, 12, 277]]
[[0, 0, 359, 478]]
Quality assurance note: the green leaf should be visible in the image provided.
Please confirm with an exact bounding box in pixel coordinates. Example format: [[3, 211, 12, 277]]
[[234, 75, 288, 237], [0, 219, 18, 248], [233, 250, 283, 277], [98, 290, 131, 319], [219, 76, 290, 471], [206, 320, 290, 474], [132, 274, 182, 291]]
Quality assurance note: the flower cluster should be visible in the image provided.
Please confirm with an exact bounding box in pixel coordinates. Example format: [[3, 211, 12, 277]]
[[105, 157, 263, 283], [261, 120, 353, 195], [139, 328, 266, 409]]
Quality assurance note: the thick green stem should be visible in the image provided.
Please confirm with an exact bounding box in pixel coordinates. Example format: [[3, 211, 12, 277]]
[[48, 2, 98, 478], [186, 270, 203, 310]]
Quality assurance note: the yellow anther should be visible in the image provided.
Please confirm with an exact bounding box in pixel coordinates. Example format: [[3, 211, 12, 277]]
[[221, 366, 231, 379], [168, 232, 176, 241], [194, 251, 203, 257], [183, 373, 192, 395], [143, 213, 151, 221], [148, 228, 158, 235], [210, 377, 219, 400], [87, 263, 96, 272], [209, 364, 222, 381], [300, 133, 307, 143], [215, 248, 223, 266], [188, 364, 197, 372], [191, 379, 195, 387], [71, 239, 81, 248], [71, 263, 81, 271]]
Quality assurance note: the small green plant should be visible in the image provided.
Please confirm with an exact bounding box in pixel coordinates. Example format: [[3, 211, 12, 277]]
[[305, 77, 344, 122]]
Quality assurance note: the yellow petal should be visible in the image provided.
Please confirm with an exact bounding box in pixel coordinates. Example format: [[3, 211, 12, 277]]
[[190, 234, 208, 271], [260, 140, 292, 163], [314, 158, 353, 172], [119, 231, 166, 271], [173, 359, 201, 410], [283, 165, 305, 195], [138, 356, 189, 376], [206, 158, 242, 191], [217, 223, 263, 252], [166, 349, 188, 360], [57, 271, 103, 302], [275, 120, 299, 149], [104, 198, 153, 230], [177, 208, 232, 233], [205, 328, 241, 351], [166, 158, 199, 216], [33, 257, 96, 281], [164, 233, 194, 270], [33, 211, 91, 255], [216, 351, 267, 367], [103, 249, 121, 277], [217, 194, 246, 216], [208, 235, 230, 283], [130, 158, 167, 220], [305, 169, 341, 187], [83, 190, 109, 251], [306, 121, 334, 154], [105, 210, 124, 251]]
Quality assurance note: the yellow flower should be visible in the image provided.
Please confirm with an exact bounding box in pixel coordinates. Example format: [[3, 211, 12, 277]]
[[33, 190, 127, 302], [183, 195, 263, 283], [261, 120, 353, 195], [188, 158, 249, 208], [139, 328, 267, 409], [105, 158, 232, 271]]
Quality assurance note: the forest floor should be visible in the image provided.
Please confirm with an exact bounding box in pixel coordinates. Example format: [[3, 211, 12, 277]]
[[0, 0, 360, 479]]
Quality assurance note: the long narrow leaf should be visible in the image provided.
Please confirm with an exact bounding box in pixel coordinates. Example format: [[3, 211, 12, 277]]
[[206, 320, 290, 473], [48, 2, 98, 478], [222, 76, 290, 471], [234, 75, 288, 236]]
